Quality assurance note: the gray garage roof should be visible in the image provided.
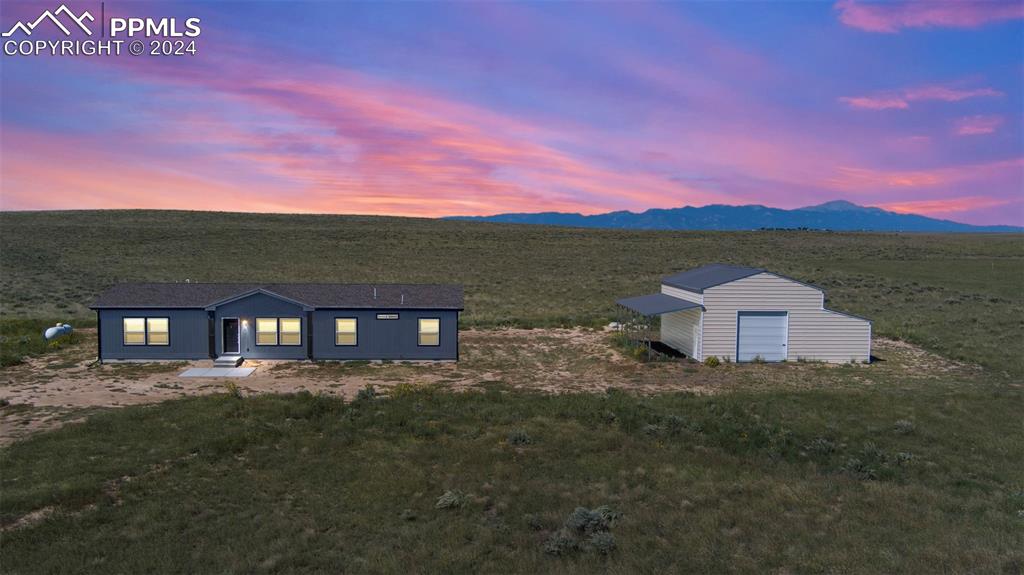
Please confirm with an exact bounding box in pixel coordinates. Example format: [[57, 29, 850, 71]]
[[662, 263, 764, 293], [91, 283, 464, 310], [616, 293, 703, 316]]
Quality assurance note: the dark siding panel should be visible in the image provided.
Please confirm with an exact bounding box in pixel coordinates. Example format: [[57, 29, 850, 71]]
[[213, 293, 307, 359], [99, 309, 209, 360], [311, 309, 458, 360]]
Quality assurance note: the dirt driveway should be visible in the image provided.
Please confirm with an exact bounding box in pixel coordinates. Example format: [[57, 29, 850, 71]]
[[0, 328, 974, 445]]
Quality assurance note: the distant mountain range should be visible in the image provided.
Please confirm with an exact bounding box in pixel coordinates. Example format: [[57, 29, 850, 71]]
[[447, 200, 1022, 232]]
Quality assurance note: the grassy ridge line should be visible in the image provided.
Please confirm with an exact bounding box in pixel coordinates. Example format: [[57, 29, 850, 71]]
[[1, 210, 1022, 374]]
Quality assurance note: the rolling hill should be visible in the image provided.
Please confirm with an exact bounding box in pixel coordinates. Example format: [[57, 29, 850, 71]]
[[448, 200, 1022, 232]]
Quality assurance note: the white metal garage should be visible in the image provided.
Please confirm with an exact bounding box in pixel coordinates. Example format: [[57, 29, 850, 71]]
[[617, 264, 871, 363]]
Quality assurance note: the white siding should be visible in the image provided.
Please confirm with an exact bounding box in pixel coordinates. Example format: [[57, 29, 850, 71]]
[[661, 308, 702, 359], [659, 284, 704, 359], [661, 284, 702, 305], [698, 273, 870, 363]]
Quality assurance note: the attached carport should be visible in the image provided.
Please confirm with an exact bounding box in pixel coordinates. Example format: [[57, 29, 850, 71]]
[[615, 293, 704, 360]]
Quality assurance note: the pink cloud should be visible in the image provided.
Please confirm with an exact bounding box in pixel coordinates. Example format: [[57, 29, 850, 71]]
[[821, 158, 1023, 191], [835, 0, 1024, 33], [838, 96, 909, 110], [1, 55, 727, 217], [840, 84, 1002, 110], [954, 115, 1004, 136], [876, 196, 1014, 216]]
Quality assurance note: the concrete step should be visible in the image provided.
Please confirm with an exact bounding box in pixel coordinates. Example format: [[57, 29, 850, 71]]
[[214, 355, 244, 367]]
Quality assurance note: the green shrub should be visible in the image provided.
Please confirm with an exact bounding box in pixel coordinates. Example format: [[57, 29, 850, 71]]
[[704, 356, 721, 368], [356, 384, 377, 402], [223, 381, 242, 399]]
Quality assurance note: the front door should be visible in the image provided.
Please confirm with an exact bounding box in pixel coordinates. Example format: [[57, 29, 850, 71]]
[[223, 318, 240, 354]]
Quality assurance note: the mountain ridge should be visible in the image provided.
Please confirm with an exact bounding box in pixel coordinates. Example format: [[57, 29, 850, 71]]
[[446, 200, 1021, 232]]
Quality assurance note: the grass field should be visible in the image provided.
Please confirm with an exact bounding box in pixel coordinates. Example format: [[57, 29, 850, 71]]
[[2, 210, 1022, 374], [3, 379, 1022, 573], [1, 210, 1023, 573]]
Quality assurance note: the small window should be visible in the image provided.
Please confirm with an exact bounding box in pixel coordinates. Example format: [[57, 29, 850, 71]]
[[123, 318, 146, 345], [335, 318, 357, 346], [279, 318, 302, 346], [418, 318, 440, 346], [147, 318, 169, 345], [256, 318, 278, 346]]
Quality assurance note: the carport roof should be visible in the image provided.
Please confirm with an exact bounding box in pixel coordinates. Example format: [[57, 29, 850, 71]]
[[616, 293, 703, 316]]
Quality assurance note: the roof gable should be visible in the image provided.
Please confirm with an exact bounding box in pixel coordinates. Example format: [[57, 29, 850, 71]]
[[204, 288, 314, 311]]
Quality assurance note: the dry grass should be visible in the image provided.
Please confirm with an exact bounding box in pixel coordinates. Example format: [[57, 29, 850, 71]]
[[0, 327, 980, 445]]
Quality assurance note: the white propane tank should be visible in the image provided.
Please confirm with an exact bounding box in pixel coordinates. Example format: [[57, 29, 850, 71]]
[[44, 323, 73, 340]]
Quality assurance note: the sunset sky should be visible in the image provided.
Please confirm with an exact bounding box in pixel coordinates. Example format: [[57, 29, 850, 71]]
[[1, 1, 1021, 224]]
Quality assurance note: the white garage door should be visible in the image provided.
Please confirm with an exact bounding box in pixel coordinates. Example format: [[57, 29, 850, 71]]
[[737, 312, 788, 362]]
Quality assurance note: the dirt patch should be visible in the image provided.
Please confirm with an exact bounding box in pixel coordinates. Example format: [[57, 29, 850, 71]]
[[0, 328, 977, 445]]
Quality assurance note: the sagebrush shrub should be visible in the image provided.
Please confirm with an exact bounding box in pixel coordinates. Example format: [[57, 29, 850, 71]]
[[435, 489, 467, 510], [546, 505, 622, 557], [893, 419, 915, 435], [507, 429, 532, 445], [805, 436, 836, 456], [589, 532, 616, 555], [543, 528, 577, 556], [564, 505, 620, 535]]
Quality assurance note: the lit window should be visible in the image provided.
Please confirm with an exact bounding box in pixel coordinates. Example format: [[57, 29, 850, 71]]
[[418, 318, 440, 346], [123, 318, 146, 345], [335, 318, 357, 346], [256, 318, 278, 345], [279, 318, 302, 346], [147, 318, 169, 345]]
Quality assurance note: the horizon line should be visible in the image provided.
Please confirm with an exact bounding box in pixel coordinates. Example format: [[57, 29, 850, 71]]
[[1, 203, 1022, 228]]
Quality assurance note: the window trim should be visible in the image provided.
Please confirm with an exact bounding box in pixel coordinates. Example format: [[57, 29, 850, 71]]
[[123, 317, 147, 346], [255, 317, 279, 346], [417, 317, 441, 347], [146, 317, 170, 346], [122, 317, 169, 346], [278, 317, 302, 347], [334, 317, 358, 347]]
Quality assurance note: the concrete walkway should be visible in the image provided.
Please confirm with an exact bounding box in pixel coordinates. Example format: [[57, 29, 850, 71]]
[[179, 367, 255, 378]]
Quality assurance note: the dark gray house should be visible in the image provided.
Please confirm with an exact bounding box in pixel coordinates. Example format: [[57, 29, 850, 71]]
[[90, 283, 463, 362]]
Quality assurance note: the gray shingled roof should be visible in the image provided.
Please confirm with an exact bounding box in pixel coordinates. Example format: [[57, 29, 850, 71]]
[[661, 263, 764, 293], [91, 283, 464, 310], [616, 293, 703, 316]]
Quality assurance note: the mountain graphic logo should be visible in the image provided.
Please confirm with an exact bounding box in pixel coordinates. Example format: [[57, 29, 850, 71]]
[[2, 4, 95, 37]]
